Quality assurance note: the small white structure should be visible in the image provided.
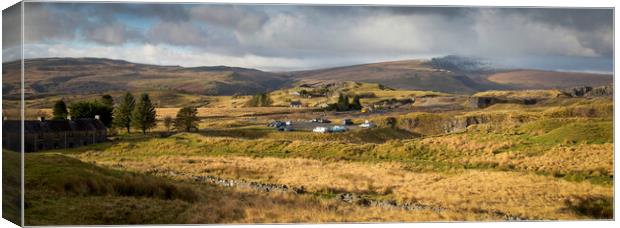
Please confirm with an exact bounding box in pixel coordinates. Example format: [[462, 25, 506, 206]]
[[313, 126, 329, 133], [285, 121, 292, 126], [359, 120, 376, 128], [330, 125, 348, 132]]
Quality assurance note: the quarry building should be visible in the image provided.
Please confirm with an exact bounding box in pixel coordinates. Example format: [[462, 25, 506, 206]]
[[2, 116, 107, 152]]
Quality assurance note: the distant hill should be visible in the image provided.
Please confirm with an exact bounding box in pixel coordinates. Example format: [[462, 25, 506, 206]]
[[291, 59, 507, 94], [2, 57, 612, 101], [2, 57, 293, 97], [486, 70, 613, 89], [292, 58, 613, 93]]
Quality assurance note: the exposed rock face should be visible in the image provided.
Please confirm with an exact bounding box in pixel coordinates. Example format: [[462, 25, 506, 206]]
[[562, 85, 613, 97], [391, 112, 535, 135], [466, 96, 502, 108], [467, 96, 541, 109], [588, 85, 613, 97], [372, 98, 415, 109]]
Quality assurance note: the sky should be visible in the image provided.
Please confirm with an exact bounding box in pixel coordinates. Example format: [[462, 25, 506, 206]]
[[2, 2, 614, 72]]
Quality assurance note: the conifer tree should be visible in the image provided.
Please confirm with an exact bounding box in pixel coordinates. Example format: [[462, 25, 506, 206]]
[[351, 95, 362, 110], [132, 93, 157, 134], [174, 106, 199, 132], [52, 99, 68, 120], [113, 92, 135, 133], [101, 94, 114, 107]]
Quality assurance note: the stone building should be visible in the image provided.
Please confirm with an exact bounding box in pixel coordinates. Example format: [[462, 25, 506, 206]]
[[2, 116, 107, 152], [289, 101, 302, 108]]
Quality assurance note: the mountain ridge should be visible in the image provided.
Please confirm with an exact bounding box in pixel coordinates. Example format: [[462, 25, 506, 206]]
[[2, 57, 613, 97]]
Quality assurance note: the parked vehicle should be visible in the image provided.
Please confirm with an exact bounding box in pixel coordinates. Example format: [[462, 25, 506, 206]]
[[268, 121, 286, 128], [312, 126, 329, 133], [359, 120, 375, 128], [342, 119, 353, 125], [311, 118, 331, 123], [330, 125, 348, 132]]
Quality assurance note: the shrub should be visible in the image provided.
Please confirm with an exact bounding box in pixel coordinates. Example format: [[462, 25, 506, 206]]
[[246, 93, 272, 107], [69, 100, 114, 127], [565, 195, 613, 219]]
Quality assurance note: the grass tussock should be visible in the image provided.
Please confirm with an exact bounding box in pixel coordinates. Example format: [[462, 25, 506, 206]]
[[2, 150, 22, 225], [564, 195, 613, 219], [26, 154, 199, 202], [473, 90, 562, 99], [543, 103, 612, 118]]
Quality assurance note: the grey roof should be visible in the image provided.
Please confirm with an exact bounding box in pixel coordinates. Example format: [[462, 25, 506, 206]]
[[2, 118, 106, 134]]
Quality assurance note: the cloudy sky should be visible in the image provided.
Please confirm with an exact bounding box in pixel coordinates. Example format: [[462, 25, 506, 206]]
[[2, 2, 614, 72]]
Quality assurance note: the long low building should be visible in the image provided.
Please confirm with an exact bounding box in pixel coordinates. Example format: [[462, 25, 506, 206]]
[[2, 116, 107, 152]]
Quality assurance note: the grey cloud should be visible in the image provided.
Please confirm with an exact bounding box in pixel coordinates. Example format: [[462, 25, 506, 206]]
[[9, 3, 614, 72], [2, 2, 22, 62], [147, 21, 210, 46], [82, 23, 144, 45], [23, 3, 81, 43], [2, 2, 21, 49], [506, 8, 613, 32], [189, 5, 269, 33], [49, 3, 190, 22], [21, 2, 153, 46], [497, 8, 613, 57]]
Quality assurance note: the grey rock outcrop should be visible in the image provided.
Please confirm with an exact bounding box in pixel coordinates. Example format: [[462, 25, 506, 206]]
[[466, 96, 502, 108], [562, 85, 613, 97]]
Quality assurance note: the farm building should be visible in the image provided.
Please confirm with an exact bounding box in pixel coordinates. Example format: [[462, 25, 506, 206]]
[[290, 101, 303, 108], [2, 116, 107, 152]]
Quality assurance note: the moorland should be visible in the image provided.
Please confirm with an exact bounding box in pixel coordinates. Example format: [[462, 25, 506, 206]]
[[1, 55, 614, 224]]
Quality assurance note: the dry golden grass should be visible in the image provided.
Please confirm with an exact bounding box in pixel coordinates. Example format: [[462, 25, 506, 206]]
[[226, 191, 500, 223], [418, 129, 613, 177], [473, 90, 562, 99], [25, 152, 503, 225], [155, 107, 312, 119], [498, 144, 613, 175], [72, 151, 611, 220], [420, 133, 521, 157]]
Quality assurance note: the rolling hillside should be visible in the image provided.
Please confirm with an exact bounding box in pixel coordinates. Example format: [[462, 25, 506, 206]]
[[291, 60, 502, 94], [2, 58, 293, 97], [2, 57, 613, 103], [292, 59, 613, 94], [486, 70, 613, 89]]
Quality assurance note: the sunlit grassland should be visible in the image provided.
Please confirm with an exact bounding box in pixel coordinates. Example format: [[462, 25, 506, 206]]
[[24, 95, 614, 223], [473, 90, 563, 99], [62, 130, 612, 220], [58, 109, 613, 220], [24, 152, 501, 225]]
